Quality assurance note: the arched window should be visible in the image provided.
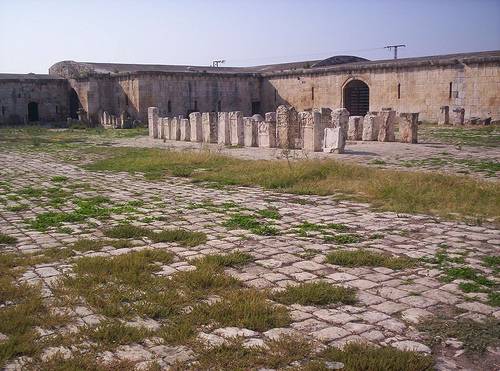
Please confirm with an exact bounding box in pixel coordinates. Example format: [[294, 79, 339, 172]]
[[28, 102, 39, 122]]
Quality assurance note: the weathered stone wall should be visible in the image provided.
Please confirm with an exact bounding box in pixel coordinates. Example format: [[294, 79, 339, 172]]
[[260, 61, 500, 122], [0, 77, 69, 125]]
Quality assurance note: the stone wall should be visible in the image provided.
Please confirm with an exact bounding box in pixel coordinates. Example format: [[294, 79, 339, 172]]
[[0, 77, 69, 125], [260, 61, 500, 122]]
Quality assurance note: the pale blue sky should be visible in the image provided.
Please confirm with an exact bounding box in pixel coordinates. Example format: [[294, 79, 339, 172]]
[[1, 0, 499, 74]]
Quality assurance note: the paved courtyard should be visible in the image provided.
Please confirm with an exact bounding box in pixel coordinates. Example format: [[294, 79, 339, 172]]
[[0, 139, 499, 369]]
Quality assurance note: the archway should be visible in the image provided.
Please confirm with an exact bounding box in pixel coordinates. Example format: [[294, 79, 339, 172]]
[[69, 88, 80, 119], [27, 102, 39, 122], [343, 80, 369, 116]]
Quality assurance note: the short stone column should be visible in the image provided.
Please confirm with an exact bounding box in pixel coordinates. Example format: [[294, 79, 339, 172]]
[[302, 111, 322, 152], [378, 108, 396, 142], [347, 116, 364, 140], [323, 127, 346, 153], [331, 108, 350, 134], [171, 117, 181, 140], [362, 112, 380, 141], [189, 112, 202, 142], [243, 117, 257, 147], [313, 107, 332, 148], [180, 118, 191, 141], [202, 112, 217, 143], [399, 113, 419, 143], [158, 117, 165, 139], [276, 105, 299, 149], [452, 108, 465, 126], [229, 111, 244, 146], [258, 112, 276, 148], [163, 117, 171, 140], [217, 112, 231, 145], [438, 106, 449, 126], [148, 107, 159, 138]]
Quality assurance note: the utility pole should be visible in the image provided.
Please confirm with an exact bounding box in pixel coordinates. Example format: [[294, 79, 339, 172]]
[[385, 44, 406, 59], [212, 60, 225, 67]]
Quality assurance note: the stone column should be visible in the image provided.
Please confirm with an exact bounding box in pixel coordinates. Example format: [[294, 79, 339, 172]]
[[399, 113, 419, 144], [217, 112, 231, 145], [438, 106, 449, 126], [180, 118, 191, 141], [163, 117, 171, 140], [378, 108, 396, 142], [258, 112, 277, 148], [158, 117, 165, 139], [302, 111, 322, 152], [362, 112, 380, 141], [276, 105, 299, 149], [189, 112, 202, 142], [229, 111, 244, 146], [331, 108, 350, 135], [323, 127, 346, 153], [347, 116, 364, 140], [147, 107, 159, 138], [202, 112, 217, 143], [452, 108, 465, 126], [314, 107, 332, 148], [243, 117, 257, 147], [171, 117, 181, 140]]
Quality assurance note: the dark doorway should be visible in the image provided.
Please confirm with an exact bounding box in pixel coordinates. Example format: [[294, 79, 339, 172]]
[[343, 80, 369, 116], [28, 102, 39, 122], [251, 101, 261, 115], [69, 89, 80, 119]]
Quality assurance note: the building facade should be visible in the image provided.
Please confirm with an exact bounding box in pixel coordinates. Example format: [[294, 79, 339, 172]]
[[0, 50, 499, 125]]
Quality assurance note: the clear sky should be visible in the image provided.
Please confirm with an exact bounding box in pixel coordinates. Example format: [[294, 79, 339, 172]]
[[1, 0, 499, 74]]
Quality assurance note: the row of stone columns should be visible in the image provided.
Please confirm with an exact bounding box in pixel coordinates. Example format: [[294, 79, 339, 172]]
[[148, 106, 419, 153], [438, 106, 491, 126]]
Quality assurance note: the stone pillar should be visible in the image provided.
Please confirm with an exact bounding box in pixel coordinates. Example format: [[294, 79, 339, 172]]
[[276, 105, 299, 149], [158, 117, 165, 139], [163, 117, 171, 140], [323, 127, 345, 153], [347, 116, 364, 140], [180, 118, 191, 141], [258, 112, 277, 148], [243, 117, 257, 147], [217, 112, 231, 145], [378, 108, 396, 142], [171, 117, 181, 140], [331, 108, 350, 134], [362, 112, 380, 141], [202, 112, 217, 143], [229, 111, 244, 146], [452, 108, 465, 126], [148, 107, 159, 138], [438, 106, 449, 126], [302, 111, 322, 152], [313, 107, 332, 148], [189, 112, 202, 142], [399, 113, 419, 144]]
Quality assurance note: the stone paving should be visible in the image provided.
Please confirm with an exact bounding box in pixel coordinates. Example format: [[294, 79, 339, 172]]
[[0, 149, 499, 370]]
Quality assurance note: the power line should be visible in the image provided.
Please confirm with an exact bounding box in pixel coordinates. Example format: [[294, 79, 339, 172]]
[[385, 44, 406, 59]]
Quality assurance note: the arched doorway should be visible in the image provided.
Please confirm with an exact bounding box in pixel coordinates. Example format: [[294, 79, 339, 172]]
[[27, 102, 39, 122], [343, 80, 369, 116], [69, 88, 80, 119]]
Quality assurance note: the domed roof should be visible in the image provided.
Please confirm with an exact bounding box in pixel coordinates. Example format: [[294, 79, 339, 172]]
[[312, 55, 369, 68]]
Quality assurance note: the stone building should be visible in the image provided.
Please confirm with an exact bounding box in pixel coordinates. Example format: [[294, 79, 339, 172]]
[[0, 50, 499, 125]]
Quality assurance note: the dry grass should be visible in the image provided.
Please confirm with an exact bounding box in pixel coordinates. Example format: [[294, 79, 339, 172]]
[[86, 148, 500, 222], [272, 281, 357, 306], [326, 250, 417, 270]]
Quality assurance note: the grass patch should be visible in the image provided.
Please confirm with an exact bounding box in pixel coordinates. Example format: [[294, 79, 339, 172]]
[[85, 148, 500, 221], [304, 342, 433, 371], [326, 250, 417, 270], [50, 176, 68, 183], [223, 213, 279, 236], [442, 267, 494, 287], [257, 208, 281, 219], [102, 224, 150, 239], [0, 233, 17, 245], [323, 233, 360, 244], [419, 316, 499, 353], [81, 320, 150, 350], [151, 229, 207, 247], [272, 281, 356, 306], [196, 251, 253, 268]]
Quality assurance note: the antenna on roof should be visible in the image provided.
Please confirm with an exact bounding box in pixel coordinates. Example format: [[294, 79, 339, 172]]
[[385, 44, 406, 59], [212, 60, 225, 67]]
